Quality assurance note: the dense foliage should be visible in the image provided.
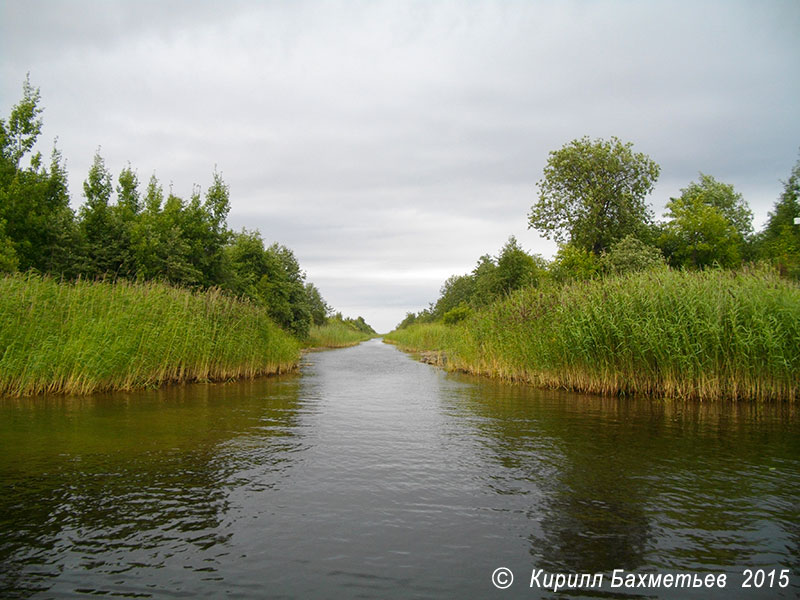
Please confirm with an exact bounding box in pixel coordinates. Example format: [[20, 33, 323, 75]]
[[756, 158, 800, 278], [0, 77, 372, 339], [399, 136, 800, 330], [658, 174, 753, 269], [529, 136, 660, 254]]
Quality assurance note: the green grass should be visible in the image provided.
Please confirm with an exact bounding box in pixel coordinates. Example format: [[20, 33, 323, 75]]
[[385, 267, 800, 402], [0, 274, 301, 396], [306, 319, 375, 349]]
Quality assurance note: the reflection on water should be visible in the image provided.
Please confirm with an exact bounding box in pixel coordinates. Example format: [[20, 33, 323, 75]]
[[0, 339, 798, 599], [0, 377, 304, 597], [448, 382, 800, 594]]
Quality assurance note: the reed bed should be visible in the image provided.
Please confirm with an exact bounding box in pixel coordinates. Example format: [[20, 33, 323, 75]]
[[385, 267, 800, 402], [0, 274, 300, 397], [306, 320, 375, 349]]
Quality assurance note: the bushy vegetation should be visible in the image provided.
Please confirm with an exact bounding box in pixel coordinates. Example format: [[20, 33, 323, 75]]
[[391, 136, 800, 402], [755, 158, 800, 278], [657, 174, 753, 269], [524, 135, 800, 277], [0, 77, 374, 351], [398, 236, 550, 328], [386, 267, 800, 402], [398, 137, 800, 331], [0, 274, 300, 397]]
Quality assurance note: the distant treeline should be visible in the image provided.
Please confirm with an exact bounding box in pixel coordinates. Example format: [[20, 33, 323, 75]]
[[398, 136, 800, 329], [0, 77, 375, 339]]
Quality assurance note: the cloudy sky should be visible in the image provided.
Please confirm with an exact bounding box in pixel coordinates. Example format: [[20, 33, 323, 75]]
[[2, 0, 798, 332]]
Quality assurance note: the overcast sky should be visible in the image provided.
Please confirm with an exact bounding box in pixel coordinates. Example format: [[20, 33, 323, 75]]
[[2, 0, 798, 332]]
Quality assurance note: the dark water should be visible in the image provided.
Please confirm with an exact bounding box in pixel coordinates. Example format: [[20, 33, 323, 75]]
[[0, 339, 797, 599]]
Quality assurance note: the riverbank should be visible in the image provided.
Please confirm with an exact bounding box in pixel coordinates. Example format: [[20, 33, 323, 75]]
[[305, 319, 377, 349], [0, 274, 301, 397], [385, 267, 800, 402]]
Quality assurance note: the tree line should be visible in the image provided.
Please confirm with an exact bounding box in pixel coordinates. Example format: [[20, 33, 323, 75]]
[[0, 77, 375, 339], [399, 136, 800, 328]]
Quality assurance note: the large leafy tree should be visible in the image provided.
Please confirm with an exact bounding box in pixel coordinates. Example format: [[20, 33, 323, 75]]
[[529, 136, 660, 255], [261, 242, 312, 338], [658, 174, 752, 269], [674, 174, 752, 238]]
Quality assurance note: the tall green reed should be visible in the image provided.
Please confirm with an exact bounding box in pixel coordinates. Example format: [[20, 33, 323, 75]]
[[0, 274, 300, 396], [306, 320, 374, 349], [385, 267, 800, 401]]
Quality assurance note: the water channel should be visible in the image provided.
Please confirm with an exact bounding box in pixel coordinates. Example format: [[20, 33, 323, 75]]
[[1, 339, 797, 598]]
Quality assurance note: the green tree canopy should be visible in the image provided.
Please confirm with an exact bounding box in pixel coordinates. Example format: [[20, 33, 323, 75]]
[[305, 282, 331, 326], [428, 237, 547, 321], [224, 230, 313, 337], [2, 74, 43, 169], [674, 173, 752, 238], [0, 219, 18, 273], [529, 136, 660, 255], [80, 150, 126, 277], [495, 235, 547, 293], [0, 76, 361, 339], [757, 156, 800, 278], [658, 174, 751, 269], [0, 79, 77, 274], [432, 273, 475, 319]]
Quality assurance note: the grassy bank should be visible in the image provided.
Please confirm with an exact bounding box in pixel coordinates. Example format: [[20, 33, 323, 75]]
[[306, 319, 375, 349], [0, 274, 300, 397], [385, 267, 800, 402]]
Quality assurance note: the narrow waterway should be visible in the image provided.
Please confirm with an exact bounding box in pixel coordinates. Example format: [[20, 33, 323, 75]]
[[1, 339, 797, 599]]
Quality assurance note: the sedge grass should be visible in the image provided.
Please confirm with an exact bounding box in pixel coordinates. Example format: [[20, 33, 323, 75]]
[[385, 267, 800, 402], [0, 274, 300, 397], [306, 319, 375, 349]]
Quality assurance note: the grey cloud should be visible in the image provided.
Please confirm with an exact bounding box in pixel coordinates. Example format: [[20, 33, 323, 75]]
[[2, 0, 799, 332]]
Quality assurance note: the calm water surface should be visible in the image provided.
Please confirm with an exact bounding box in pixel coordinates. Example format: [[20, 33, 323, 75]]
[[0, 339, 797, 598]]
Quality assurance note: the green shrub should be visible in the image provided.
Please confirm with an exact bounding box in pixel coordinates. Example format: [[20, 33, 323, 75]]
[[601, 234, 665, 274], [443, 305, 472, 325]]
